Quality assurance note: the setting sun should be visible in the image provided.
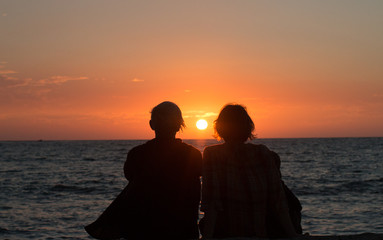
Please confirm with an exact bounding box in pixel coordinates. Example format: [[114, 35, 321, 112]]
[[196, 119, 208, 130]]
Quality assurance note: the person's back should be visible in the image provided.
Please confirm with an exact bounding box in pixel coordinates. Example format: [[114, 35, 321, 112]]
[[124, 138, 202, 239], [200, 104, 299, 239], [85, 101, 202, 240], [201, 142, 286, 238]]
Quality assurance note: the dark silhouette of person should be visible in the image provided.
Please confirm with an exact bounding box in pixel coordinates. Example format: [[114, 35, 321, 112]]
[[85, 101, 202, 240], [199, 104, 301, 239]]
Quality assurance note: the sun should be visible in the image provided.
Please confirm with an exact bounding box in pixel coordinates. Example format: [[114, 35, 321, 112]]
[[196, 119, 208, 130]]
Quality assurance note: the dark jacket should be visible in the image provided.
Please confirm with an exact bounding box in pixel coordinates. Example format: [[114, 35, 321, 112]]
[[85, 138, 202, 240]]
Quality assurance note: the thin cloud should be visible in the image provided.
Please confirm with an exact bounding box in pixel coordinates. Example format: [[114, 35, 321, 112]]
[[0, 70, 17, 74], [183, 110, 204, 119], [3, 75, 88, 88], [6, 78, 32, 88], [183, 111, 218, 118], [35, 76, 88, 86], [0, 69, 18, 87], [131, 78, 144, 82], [196, 112, 218, 118], [1, 75, 18, 81]]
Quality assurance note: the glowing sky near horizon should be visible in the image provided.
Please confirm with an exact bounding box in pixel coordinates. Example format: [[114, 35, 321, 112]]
[[1, 0, 383, 140]]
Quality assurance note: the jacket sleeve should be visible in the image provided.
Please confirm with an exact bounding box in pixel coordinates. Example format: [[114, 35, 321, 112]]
[[124, 148, 138, 182], [265, 147, 299, 237], [260, 146, 288, 214]]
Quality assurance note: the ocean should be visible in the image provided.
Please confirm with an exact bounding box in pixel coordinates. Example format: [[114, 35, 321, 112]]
[[0, 138, 382, 239]]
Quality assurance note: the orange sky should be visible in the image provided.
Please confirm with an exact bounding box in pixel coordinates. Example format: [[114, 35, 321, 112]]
[[1, 1, 383, 140]]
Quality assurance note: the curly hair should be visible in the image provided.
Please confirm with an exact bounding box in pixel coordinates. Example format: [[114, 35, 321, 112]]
[[214, 104, 256, 142]]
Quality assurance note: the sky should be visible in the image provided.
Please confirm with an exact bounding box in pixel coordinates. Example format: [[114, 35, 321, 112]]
[[1, 0, 383, 140]]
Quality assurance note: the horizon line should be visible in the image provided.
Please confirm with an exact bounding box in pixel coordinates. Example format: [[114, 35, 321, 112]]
[[1, 136, 382, 142]]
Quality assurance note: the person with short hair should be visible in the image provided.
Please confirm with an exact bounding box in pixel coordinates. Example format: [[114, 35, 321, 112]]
[[85, 101, 202, 240], [199, 104, 300, 239]]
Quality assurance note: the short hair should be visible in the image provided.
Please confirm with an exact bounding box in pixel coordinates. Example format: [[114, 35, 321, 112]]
[[214, 104, 256, 142], [151, 101, 185, 132]]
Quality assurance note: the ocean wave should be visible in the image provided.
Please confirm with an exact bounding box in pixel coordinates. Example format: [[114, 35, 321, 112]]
[[0, 169, 22, 173], [296, 178, 383, 196], [340, 178, 383, 194], [0, 206, 12, 210], [50, 184, 97, 194]]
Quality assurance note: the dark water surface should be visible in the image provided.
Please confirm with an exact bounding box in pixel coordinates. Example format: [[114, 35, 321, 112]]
[[1, 138, 382, 239]]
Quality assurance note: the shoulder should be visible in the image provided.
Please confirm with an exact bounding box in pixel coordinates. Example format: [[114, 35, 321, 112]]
[[127, 139, 154, 156], [179, 141, 202, 158], [245, 143, 278, 160], [246, 143, 280, 167], [245, 143, 272, 153], [203, 143, 224, 155]]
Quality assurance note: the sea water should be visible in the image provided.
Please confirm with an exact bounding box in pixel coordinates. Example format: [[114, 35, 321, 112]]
[[0, 138, 382, 239]]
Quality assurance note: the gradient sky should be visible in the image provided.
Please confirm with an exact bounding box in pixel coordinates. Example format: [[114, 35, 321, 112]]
[[1, 0, 383, 140]]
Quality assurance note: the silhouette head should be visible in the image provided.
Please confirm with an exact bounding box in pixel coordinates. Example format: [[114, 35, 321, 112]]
[[150, 101, 185, 138], [214, 104, 255, 142]]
